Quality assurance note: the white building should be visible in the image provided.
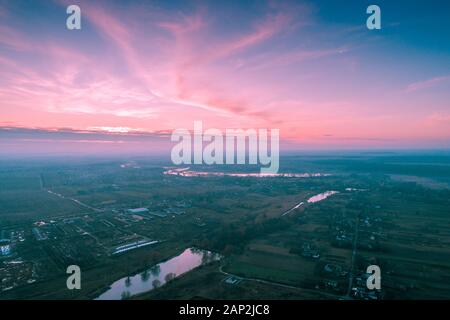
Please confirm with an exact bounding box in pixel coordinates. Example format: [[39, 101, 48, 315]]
[[0, 244, 11, 256], [126, 208, 149, 214]]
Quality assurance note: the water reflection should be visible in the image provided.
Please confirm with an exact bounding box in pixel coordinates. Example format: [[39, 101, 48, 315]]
[[307, 191, 339, 203], [149, 264, 161, 277], [125, 276, 131, 287], [163, 167, 331, 178], [140, 270, 149, 282]]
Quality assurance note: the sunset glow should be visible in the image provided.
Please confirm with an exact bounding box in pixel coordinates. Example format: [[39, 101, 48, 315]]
[[1, 0, 449, 155]]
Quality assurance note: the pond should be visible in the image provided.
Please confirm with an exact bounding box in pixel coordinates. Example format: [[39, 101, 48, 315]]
[[96, 248, 221, 300], [307, 191, 339, 203]]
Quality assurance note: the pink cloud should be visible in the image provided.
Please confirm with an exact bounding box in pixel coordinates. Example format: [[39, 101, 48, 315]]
[[405, 75, 450, 93], [239, 47, 349, 71], [1, 0, 449, 151], [0, 25, 33, 51]]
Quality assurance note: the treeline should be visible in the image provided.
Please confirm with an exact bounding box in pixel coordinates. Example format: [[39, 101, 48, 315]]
[[193, 217, 290, 255]]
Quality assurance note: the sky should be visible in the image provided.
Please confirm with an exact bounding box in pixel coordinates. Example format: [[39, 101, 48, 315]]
[[0, 0, 449, 155]]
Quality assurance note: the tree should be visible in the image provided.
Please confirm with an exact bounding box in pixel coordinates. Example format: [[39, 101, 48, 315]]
[[164, 272, 176, 283], [152, 279, 161, 288]]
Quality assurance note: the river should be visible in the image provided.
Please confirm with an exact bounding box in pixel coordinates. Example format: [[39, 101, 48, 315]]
[[96, 248, 221, 300]]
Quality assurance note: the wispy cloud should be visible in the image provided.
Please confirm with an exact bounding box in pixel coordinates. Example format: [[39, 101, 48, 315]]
[[0, 126, 172, 155], [0, 125, 169, 142], [1, 0, 450, 151], [405, 75, 450, 93], [239, 47, 349, 71], [425, 113, 450, 127]]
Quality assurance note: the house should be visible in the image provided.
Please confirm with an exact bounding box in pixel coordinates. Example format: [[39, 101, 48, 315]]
[[126, 208, 149, 214]]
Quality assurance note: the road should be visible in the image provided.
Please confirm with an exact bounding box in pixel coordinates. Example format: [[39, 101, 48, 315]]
[[46, 189, 103, 212], [281, 201, 304, 216], [345, 212, 360, 297], [218, 266, 341, 299]]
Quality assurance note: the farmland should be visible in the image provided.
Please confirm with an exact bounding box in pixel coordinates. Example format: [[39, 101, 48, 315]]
[[1, 152, 450, 299]]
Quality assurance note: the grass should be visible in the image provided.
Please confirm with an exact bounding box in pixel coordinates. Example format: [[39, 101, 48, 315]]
[[225, 242, 318, 286]]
